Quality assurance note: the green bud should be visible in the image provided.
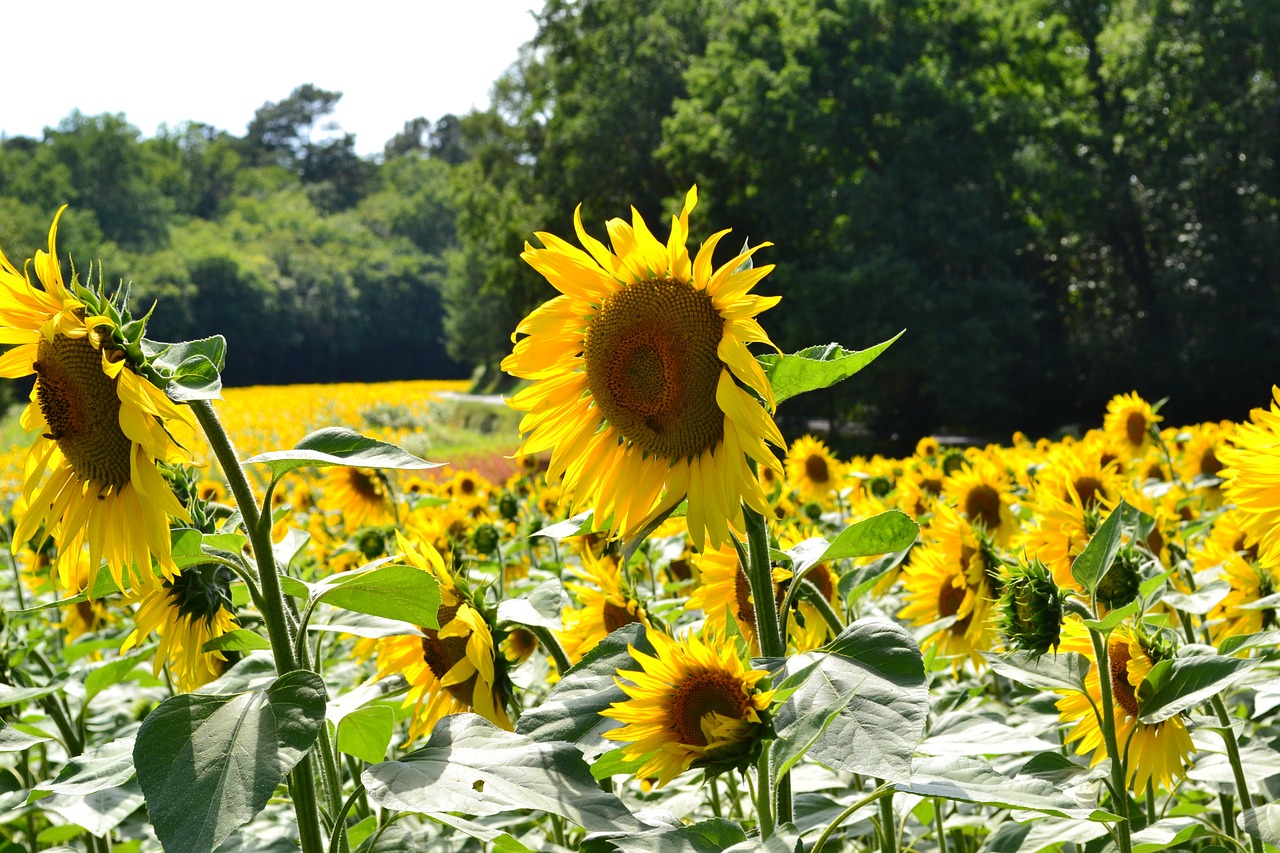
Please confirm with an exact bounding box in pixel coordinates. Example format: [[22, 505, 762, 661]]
[[472, 522, 501, 555], [498, 492, 520, 521], [1096, 546, 1143, 610], [998, 558, 1066, 655]]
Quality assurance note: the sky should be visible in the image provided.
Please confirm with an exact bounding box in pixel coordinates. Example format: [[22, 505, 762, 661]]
[[3, 0, 541, 157]]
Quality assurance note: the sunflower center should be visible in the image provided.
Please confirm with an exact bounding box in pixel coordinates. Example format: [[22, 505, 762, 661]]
[[350, 469, 382, 499], [1125, 411, 1147, 447], [1074, 476, 1104, 509], [1109, 640, 1140, 717], [420, 603, 479, 706], [938, 577, 972, 633], [804, 454, 830, 485], [584, 277, 725, 460], [602, 599, 642, 633], [1200, 448, 1223, 477], [965, 485, 1002, 532], [670, 669, 750, 747], [34, 334, 132, 492]]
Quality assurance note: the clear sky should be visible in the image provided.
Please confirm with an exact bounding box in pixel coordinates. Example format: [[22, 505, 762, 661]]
[[4, 0, 541, 157]]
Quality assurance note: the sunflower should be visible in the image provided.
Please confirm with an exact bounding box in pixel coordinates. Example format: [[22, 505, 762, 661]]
[[560, 551, 651, 663], [784, 435, 843, 505], [501, 186, 786, 549], [318, 466, 396, 529], [122, 564, 239, 692], [0, 209, 194, 593], [1103, 391, 1162, 457], [941, 451, 1018, 545], [1198, 540, 1280, 641], [372, 533, 511, 740], [1054, 618, 1194, 793], [685, 543, 790, 654], [1022, 486, 1093, 592], [601, 627, 775, 787], [1218, 390, 1280, 565]]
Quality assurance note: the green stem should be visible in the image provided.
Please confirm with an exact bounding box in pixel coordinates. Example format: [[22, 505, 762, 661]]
[[754, 749, 775, 841], [528, 624, 573, 676], [327, 784, 364, 853], [935, 797, 949, 853], [708, 774, 724, 820], [1211, 694, 1263, 853], [189, 399, 327, 853], [1087, 627, 1133, 853], [811, 784, 895, 853], [876, 780, 896, 853]]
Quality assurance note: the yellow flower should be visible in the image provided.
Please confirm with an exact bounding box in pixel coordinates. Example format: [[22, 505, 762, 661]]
[[941, 450, 1018, 545], [560, 552, 650, 663], [0, 208, 194, 592], [784, 435, 843, 504], [318, 466, 395, 529], [686, 543, 790, 654], [602, 627, 775, 787], [1197, 540, 1280, 641], [1219, 387, 1280, 565], [501, 186, 786, 548], [1054, 619, 1194, 793], [122, 565, 239, 692], [1103, 391, 1162, 456], [372, 534, 511, 740]]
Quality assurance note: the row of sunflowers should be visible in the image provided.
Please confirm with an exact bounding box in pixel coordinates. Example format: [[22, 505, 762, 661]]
[[0, 194, 1275, 853]]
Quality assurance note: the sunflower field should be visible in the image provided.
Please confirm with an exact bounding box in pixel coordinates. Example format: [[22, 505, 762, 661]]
[[0, 193, 1276, 853]]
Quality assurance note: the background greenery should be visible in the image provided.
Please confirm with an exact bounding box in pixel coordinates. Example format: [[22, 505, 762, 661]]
[[1, 0, 1275, 452]]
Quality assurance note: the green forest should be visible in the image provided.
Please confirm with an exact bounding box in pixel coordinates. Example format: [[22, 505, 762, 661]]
[[1, 0, 1276, 451]]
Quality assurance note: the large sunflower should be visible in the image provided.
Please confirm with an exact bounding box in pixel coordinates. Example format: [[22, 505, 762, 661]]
[[0, 208, 194, 592], [501, 187, 786, 548], [1054, 619, 1194, 793], [602, 627, 775, 787], [1219, 386, 1280, 565], [318, 466, 396, 529]]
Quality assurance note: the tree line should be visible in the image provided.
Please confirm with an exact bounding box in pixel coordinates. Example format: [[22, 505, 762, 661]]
[[1, 0, 1276, 450]]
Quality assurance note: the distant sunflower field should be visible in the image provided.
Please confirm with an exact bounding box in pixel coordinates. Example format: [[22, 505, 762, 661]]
[[0, 196, 1276, 853]]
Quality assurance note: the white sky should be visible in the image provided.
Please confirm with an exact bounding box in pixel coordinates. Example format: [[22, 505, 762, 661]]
[[3, 0, 541, 157]]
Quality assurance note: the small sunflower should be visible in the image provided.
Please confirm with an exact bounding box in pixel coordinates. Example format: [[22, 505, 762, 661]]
[[1199, 540, 1280, 641], [560, 551, 651, 663], [122, 564, 239, 692], [319, 466, 396, 529], [784, 435, 843, 505], [501, 186, 786, 549], [940, 451, 1018, 545], [685, 543, 790, 654], [372, 534, 511, 739], [1, 208, 195, 592], [1054, 619, 1194, 793], [1103, 392, 1162, 457], [601, 627, 775, 787]]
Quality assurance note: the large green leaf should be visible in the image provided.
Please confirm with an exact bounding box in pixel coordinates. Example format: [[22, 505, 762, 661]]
[[37, 737, 136, 796], [757, 334, 903, 405], [246, 427, 442, 479], [983, 650, 1090, 694], [916, 712, 1060, 756], [496, 578, 565, 631], [899, 756, 1115, 820], [362, 713, 643, 833], [1138, 655, 1259, 724], [516, 624, 655, 759], [0, 677, 69, 709], [133, 671, 326, 853], [0, 721, 52, 752], [787, 511, 919, 576], [37, 781, 145, 838], [771, 619, 926, 782], [1070, 499, 1131, 595], [582, 818, 747, 852], [1240, 804, 1280, 845], [312, 563, 442, 630], [337, 706, 395, 765]]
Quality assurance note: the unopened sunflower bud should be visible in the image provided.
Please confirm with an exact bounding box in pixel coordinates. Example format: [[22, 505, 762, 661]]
[[472, 522, 501, 555], [1096, 546, 1143, 610], [999, 558, 1066, 655], [498, 491, 520, 521]]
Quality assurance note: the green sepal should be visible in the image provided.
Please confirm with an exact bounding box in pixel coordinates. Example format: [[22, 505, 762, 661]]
[[141, 335, 228, 402]]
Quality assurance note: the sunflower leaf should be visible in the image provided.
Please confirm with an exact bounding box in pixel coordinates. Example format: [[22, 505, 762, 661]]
[[983, 650, 1091, 694], [142, 335, 227, 402], [1070, 498, 1132, 595], [246, 427, 443, 479], [771, 619, 927, 783], [133, 670, 326, 853], [312, 562, 442, 630], [336, 705, 395, 765], [1137, 654, 1258, 724], [898, 756, 1118, 820], [581, 817, 748, 852], [1240, 803, 1280, 845], [200, 629, 272, 653], [362, 713, 644, 833], [757, 332, 903, 406], [0, 721, 52, 752]]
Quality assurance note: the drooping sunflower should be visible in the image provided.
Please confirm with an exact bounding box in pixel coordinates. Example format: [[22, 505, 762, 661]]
[[318, 466, 396, 529], [122, 564, 240, 692], [0, 208, 195, 592], [501, 186, 786, 549], [601, 627, 775, 787], [372, 533, 511, 740], [784, 435, 843, 505], [1054, 618, 1194, 793]]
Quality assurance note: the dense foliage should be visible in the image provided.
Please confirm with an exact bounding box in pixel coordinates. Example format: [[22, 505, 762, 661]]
[[2, 0, 1277, 446]]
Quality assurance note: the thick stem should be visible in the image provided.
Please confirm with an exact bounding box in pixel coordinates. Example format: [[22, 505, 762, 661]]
[[1087, 628, 1133, 853], [877, 780, 896, 853], [189, 399, 327, 853], [935, 798, 949, 853], [754, 749, 775, 841], [1212, 694, 1263, 853]]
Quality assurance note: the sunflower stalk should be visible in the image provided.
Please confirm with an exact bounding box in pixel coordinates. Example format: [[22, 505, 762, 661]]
[[1087, 625, 1134, 853], [188, 399, 328, 853], [1211, 693, 1263, 853], [810, 783, 895, 853]]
